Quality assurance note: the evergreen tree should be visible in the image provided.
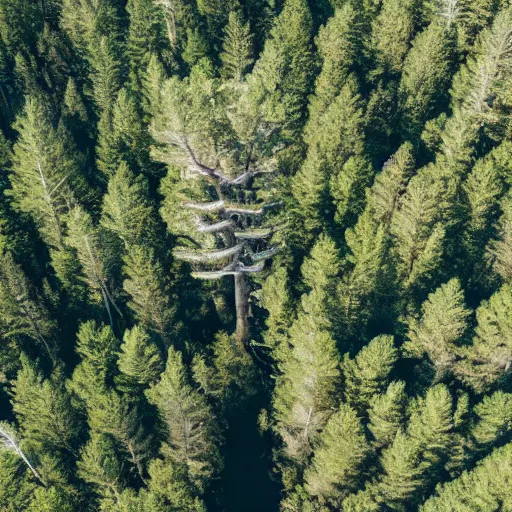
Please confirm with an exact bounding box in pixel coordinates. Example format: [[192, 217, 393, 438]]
[[403, 278, 471, 380], [368, 380, 408, 448], [122, 244, 176, 344], [342, 335, 398, 412], [9, 95, 85, 249], [455, 284, 512, 391], [470, 391, 512, 456], [69, 320, 120, 403], [101, 162, 158, 248], [259, 266, 294, 359], [77, 432, 124, 501], [220, 10, 254, 81], [292, 76, 366, 241], [487, 192, 512, 283], [421, 442, 512, 512], [273, 283, 341, 464], [304, 404, 370, 506], [116, 325, 164, 391], [146, 347, 222, 491], [66, 206, 123, 327], [304, 3, 361, 141], [11, 358, 81, 459], [0, 251, 56, 362], [399, 21, 455, 141]]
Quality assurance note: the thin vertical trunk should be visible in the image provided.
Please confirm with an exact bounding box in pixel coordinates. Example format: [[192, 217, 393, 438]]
[[235, 273, 250, 343]]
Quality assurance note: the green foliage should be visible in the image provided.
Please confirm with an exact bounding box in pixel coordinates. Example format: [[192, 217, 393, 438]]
[[220, 10, 254, 81], [146, 347, 222, 491], [455, 284, 512, 391], [421, 442, 512, 511], [304, 404, 370, 506], [342, 335, 398, 412], [116, 325, 164, 390], [403, 279, 471, 379]]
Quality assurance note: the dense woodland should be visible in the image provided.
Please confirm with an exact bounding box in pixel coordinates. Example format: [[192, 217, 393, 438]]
[[1, 0, 512, 510]]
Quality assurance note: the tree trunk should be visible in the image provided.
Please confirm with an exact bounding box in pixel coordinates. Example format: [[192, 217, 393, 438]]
[[235, 273, 250, 343]]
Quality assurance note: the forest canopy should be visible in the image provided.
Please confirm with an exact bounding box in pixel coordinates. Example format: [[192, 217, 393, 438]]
[[1, 0, 512, 511]]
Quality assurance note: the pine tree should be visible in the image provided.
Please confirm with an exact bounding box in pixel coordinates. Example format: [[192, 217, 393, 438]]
[[304, 404, 370, 506], [368, 380, 408, 448], [122, 244, 176, 344], [26, 487, 76, 512], [403, 278, 471, 380], [220, 10, 254, 81], [145, 347, 222, 491], [116, 325, 164, 391], [455, 284, 512, 391], [342, 335, 398, 412]]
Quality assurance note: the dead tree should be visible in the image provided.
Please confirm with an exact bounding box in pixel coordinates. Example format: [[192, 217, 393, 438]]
[[169, 136, 279, 342]]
